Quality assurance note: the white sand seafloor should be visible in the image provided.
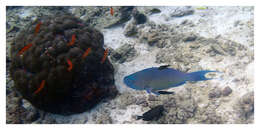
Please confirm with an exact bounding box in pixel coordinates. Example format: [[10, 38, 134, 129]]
[[100, 6, 253, 124], [6, 6, 254, 124]]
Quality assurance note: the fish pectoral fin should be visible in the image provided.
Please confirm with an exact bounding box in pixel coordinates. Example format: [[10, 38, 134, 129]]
[[151, 90, 160, 95], [145, 88, 151, 94], [157, 91, 175, 95], [145, 88, 160, 95]]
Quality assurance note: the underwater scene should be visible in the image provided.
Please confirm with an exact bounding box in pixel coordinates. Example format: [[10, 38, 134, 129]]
[[6, 6, 254, 124]]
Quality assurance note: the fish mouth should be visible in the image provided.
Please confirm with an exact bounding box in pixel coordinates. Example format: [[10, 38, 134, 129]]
[[123, 76, 143, 90], [123, 76, 131, 87], [123, 76, 136, 89]]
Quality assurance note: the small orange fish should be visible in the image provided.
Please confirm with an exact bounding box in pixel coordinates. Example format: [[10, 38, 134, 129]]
[[34, 21, 42, 35], [17, 43, 33, 55], [84, 91, 94, 100], [110, 7, 114, 16], [100, 48, 109, 64], [67, 59, 73, 71], [82, 48, 92, 59], [33, 80, 46, 95], [67, 34, 76, 46]]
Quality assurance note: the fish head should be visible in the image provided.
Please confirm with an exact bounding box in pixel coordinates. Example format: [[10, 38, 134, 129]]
[[123, 74, 144, 90]]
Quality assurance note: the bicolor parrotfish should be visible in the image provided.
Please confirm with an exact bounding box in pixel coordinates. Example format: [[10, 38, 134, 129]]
[[123, 66, 219, 95]]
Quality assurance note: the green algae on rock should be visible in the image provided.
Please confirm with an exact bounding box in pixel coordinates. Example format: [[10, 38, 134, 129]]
[[9, 14, 118, 115]]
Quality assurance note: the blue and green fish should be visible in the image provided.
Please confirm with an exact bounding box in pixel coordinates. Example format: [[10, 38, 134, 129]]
[[123, 65, 219, 95]]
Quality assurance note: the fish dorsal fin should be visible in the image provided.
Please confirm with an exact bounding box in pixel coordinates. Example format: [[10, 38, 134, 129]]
[[158, 65, 170, 70]]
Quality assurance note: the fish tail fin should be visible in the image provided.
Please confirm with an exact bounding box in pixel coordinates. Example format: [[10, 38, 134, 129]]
[[137, 116, 143, 120], [187, 70, 220, 82]]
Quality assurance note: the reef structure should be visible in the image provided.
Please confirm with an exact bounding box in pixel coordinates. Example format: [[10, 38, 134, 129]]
[[9, 14, 118, 115]]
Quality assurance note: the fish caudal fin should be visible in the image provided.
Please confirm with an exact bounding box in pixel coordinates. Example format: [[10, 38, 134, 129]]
[[187, 70, 220, 82], [137, 116, 143, 120]]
